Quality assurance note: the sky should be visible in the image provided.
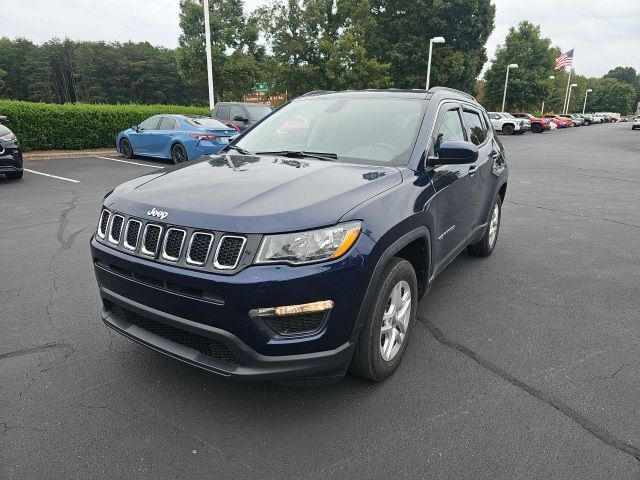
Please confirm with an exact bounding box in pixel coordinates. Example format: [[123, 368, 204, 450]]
[[2, 0, 638, 78]]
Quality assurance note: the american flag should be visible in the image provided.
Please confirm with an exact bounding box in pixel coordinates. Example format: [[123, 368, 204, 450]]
[[555, 49, 574, 70]]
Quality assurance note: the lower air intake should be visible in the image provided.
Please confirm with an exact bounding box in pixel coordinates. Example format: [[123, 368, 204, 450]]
[[109, 303, 237, 364], [263, 311, 327, 336]]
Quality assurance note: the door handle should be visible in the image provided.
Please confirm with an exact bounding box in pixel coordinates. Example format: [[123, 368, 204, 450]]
[[468, 165, 478, 176]]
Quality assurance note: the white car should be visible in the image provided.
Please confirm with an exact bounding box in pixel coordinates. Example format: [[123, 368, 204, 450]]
[[632, 116, 640, 131], [488, 112, 528, 135]]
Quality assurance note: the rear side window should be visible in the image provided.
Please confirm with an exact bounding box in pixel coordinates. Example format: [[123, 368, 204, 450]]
[[216, 105, 230, 121], [462, 110, 488, 146], [159, 117, 177, 130]]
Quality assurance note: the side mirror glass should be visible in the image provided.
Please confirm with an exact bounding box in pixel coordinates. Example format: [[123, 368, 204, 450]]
[[233, 114, 248, 122], [427, 140, 478, 166]]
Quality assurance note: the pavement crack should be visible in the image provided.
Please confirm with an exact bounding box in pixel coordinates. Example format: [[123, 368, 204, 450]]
[[419, 316, 640, 463], [0, 342, 69, 360], [505, 200, 640, 230]]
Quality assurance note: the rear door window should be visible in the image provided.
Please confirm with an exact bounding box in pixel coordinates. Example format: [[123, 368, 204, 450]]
[[462, 109, 488, 146], [158, 117, 177, 130]]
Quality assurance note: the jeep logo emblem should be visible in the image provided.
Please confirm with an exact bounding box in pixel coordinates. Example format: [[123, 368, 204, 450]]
[[147, 207, 169, 220]]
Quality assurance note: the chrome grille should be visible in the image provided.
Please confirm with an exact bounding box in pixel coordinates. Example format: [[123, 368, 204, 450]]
[[214, 236, 246, 270], [186, 232, 214, 265], [98, 210, 110, 238], [141, 224, 162, 256], [123, 219, 141, 250], [108, 215, 124, 244], [162, 228, 186, 261]]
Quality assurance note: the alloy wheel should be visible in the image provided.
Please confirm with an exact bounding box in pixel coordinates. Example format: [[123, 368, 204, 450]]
[[380, 280, 412, 362], [489, 203, 500, 247]]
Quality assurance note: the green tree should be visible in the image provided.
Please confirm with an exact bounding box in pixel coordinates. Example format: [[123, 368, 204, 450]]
[[484, 21, 556, 111], [605, 66, 637, 85], [585, 77, 636, 115], [370, 0, 495, 92]]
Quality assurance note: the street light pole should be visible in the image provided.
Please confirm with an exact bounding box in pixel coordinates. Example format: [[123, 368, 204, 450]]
[[425, 36, 445, 90], [582, 88, 593, 114], [542, 75, 554, 116], [566, 83, 577, 114], [203, 0, 215, 112], [501, 63, 518, 112]]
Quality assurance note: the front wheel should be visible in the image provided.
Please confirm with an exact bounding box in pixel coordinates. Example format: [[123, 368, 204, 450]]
[[502, 124, 515, 135], [468, 197, 502, 257], [171, 143, 188, 164], [120, 138, 134, 159], [531, 124, 542, 133], [349, 257, 417, 381]]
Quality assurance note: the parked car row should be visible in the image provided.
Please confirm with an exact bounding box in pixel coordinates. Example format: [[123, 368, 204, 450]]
[[487, 110, 621, 135]]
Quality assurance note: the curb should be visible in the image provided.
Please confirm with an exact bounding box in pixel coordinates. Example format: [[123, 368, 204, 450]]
[[23, 149, 119, 161]]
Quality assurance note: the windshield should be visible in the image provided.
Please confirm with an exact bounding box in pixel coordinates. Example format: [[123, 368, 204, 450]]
[[245, 104, 273, 120], [236, 97, 425, 166], [184, 116, 229, 129]]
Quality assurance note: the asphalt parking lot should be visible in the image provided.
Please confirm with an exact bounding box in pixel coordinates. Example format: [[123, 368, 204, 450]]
[[2, 122, 639, 479]]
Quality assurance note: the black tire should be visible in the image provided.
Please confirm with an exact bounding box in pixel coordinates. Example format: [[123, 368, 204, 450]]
[[120, 138, 134, 159], [502, 124, 515, 135], [5, 170, 23, 180], [349, 257, 418, 381], [531, 124, 542, 133], [171, 143, 188, 164], [468, 197, 502, 257]]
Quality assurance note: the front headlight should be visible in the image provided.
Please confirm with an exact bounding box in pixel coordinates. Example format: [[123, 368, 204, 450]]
[[0, 132, 16, 142], [255, 221, 362, 265]]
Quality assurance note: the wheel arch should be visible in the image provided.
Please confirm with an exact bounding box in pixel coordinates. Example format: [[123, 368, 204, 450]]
[[352, 226, 432, 334]]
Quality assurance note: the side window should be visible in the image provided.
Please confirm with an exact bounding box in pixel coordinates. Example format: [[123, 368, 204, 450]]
[[431, 108, 465, 156], [230, 105, 246, 120], [158, 117, 177, 130], [489, 113, 500, 120], [217, 105, 230, 121], [138, 116, 159, 130], [462, 109, 488, 146]]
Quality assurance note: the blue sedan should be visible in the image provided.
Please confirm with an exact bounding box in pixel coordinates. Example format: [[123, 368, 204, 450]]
[[116, 114, 237, 163]]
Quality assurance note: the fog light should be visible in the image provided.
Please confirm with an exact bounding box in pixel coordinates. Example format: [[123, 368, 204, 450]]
[[249, 300, 334, 318]]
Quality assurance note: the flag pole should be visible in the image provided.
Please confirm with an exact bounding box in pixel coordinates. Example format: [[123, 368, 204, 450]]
[[562, 68, 572, 114]]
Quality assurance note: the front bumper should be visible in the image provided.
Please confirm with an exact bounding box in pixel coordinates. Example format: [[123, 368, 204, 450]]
[[91, 235, 373, 381], [0, 146, 23, 174]]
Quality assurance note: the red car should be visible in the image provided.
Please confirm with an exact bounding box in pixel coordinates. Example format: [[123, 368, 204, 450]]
[[510, 113, 551, 133], [543, 114, 573, 128]]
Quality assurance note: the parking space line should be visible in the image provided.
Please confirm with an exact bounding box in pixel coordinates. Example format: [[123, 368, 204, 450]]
[[94, 156, 164, 168], [24, 168, 80, 183]]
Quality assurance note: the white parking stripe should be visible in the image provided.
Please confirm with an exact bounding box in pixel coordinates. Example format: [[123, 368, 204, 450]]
[[94, 156, 164, 168], [24, 169, 80, 183]]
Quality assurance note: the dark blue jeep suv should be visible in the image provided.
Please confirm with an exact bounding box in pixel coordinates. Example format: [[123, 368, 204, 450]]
[[91, 87, 508, 383]]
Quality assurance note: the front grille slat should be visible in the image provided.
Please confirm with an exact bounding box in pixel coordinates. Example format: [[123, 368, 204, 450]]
[[214, 236, 246, 270], [98, 209, 110, 238], [124, 220, 142, 250], [109, 303, 237, 364], [141, 224, 162, 256], [187, 232, 214, 266], [108, 215, 124, 244], [162, 228, 186, 261]]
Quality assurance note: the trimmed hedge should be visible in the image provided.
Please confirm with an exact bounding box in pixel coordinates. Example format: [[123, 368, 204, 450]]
[[0, 100, 210, 151]]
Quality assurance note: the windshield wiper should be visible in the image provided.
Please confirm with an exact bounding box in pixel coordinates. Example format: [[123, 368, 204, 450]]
[[254, 150, 338, 161], [225, 144, 252, 155]]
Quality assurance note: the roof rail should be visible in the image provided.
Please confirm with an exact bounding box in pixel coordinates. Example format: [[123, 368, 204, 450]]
[[428, 86, 475, 101], [300, 90, 335, 97]]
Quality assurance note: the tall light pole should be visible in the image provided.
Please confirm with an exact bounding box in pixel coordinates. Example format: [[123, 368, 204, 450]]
[[542, 75, 555, 115], [501, 63, 518, 112], [203, 0, 215, 112], [565, 83, 577, 114], [425, 36, 445, 90], [582, 88, 593, 114]]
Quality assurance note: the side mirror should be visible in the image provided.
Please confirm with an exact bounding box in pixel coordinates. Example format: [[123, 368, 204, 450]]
[[233, 114, 248, 123], [427, 140, 478, 166], [132, 125, 139, 132], [0, 115, 8, 124]]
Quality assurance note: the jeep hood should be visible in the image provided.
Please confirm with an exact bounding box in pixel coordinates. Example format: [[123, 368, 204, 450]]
[[105, 154, 402, 233]]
